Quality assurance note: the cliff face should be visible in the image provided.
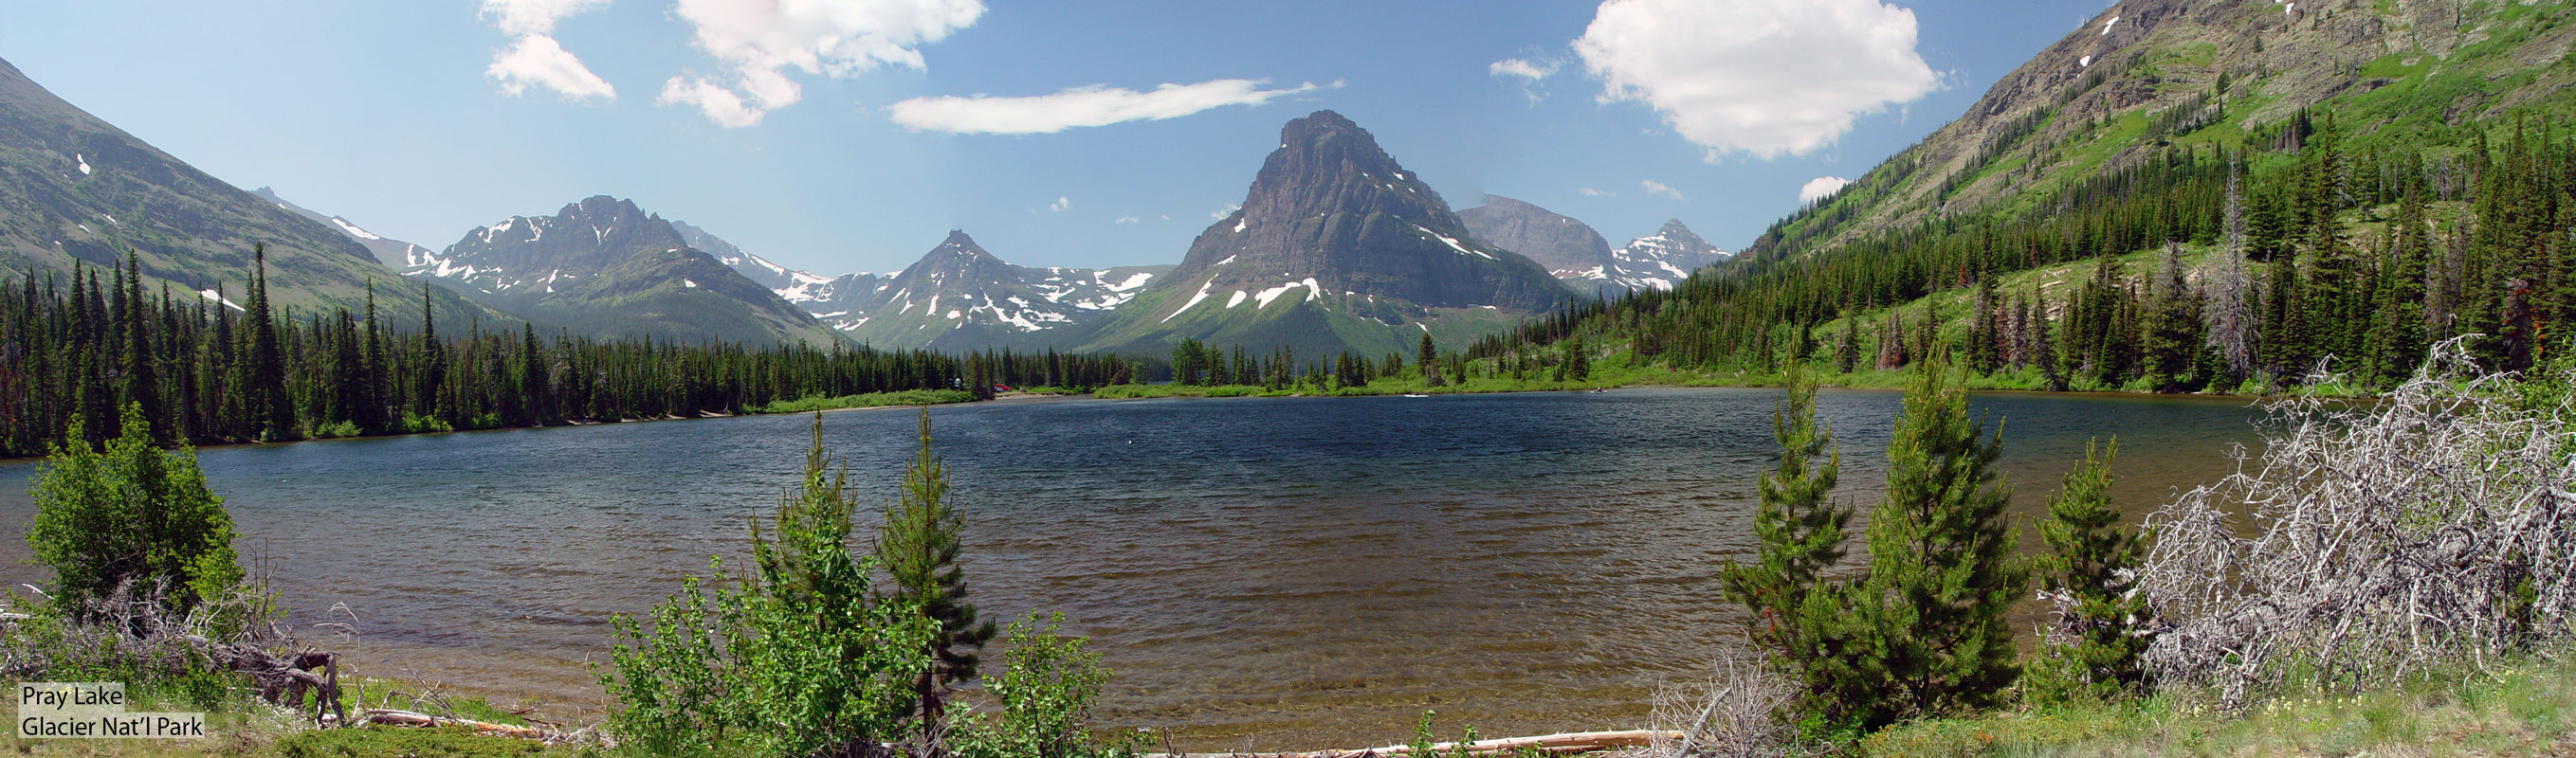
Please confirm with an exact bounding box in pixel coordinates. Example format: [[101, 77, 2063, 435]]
[[1456, 194, 1615, 277], [1075, 111, 1574, 358], [1160, 111, 1572, 313]]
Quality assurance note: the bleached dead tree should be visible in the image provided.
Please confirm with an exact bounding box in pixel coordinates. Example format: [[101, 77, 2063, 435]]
[[2135, 339, 2576, 709], [2200, 171, 2255, 378], [1628, 651, 1800, 758]]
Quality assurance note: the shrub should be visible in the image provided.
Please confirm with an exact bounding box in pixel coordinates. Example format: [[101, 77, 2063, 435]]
[[599, 415, 936, 757], [948, 613, 1134, 758], [27, 404, 247, 627]]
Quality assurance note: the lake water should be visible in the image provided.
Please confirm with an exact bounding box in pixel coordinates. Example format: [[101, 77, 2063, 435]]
[[0, 388, 2264, 750]]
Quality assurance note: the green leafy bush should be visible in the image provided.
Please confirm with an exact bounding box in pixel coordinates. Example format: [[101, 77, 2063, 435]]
[[27, 404, 247, 627], [948, 613, 1135, 758], [599, 416, 936, 757]]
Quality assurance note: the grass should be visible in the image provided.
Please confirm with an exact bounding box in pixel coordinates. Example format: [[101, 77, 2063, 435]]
[[0, 672, 585, 757], [753, 388, 976, 414], [271, 727, 572, 758], [1860, 656, 2576, 757]]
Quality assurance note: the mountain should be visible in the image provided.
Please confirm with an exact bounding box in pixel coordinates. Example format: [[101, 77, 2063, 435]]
[[249, 187, 436, 268], [1745, 0, 2560, 264], [793, 230, 1166, 350], [678, 223, 1166, 350], [1606, 220, 1729, 290], [405, 196, 841, 347], [0, 56, 500, 329], [1455, 195, 1729, 293], [669, 219, 829, 294], [1455, 195, 1612, 280], [1487, 0, 2576, 392], [1077, 110, 1577, 358]]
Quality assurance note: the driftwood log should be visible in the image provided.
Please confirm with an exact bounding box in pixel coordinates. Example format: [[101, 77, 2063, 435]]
[[358, 709, 550, 739], [1170, 729, 1682, 758]]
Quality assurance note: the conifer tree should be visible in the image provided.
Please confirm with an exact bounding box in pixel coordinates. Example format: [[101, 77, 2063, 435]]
[[2030, 438, 2148, 701], [416, 286, 448, 424], [1719, 366, 1848, 666], [519, 323, 550, 423], [1836, 309, 1860, 374], [1847, 358, 2025, 725], [875, 408, 997, 739], [327, 308, 363, 430], [359, 281, 386, 433], [246, 245, 292, 441], [1418, 333, 1444, 387], [2364, 190, 2433, 386], [2260, 248, 2305, 379], [2142, 244, 2203, 390]]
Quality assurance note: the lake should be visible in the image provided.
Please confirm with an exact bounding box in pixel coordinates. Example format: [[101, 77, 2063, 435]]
[[0, 388, 2264, 750]]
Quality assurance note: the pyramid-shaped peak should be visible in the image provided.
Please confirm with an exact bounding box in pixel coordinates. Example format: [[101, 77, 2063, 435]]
[[1282, 110, 1361, 138], [937, 229, 994, 257], [1276, 110, 1390, 161]]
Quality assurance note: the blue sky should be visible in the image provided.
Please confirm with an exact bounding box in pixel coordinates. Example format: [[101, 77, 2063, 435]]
[[0, 0, 2111, 276]]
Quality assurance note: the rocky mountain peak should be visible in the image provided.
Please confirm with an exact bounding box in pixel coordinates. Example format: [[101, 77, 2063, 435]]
[[1455, 194, 1615, 275], [1157, 111, 1564, 315], [1227, 110, 1454, 242]]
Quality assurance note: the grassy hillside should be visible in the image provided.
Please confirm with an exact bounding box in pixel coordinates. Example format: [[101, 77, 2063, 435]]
[[1746, 0, 2576, 267], [0, 57, 508, 332]]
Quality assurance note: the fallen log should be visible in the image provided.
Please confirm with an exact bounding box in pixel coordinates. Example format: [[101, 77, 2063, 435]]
[[1174, 729, 1682, 758], [357, 709, 550, 740]]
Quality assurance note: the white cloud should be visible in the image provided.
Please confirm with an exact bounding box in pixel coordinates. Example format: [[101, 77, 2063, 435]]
[[1050, 196, 1070, 212], [658, 78, 761, 127], [661, 0, 985, 127], [1641, 180, 1683, 200], [1489, 57, 1560, 81], [482, 0, 609, 36], [1574, 0, 1940, 159], [1799, 175, 1854, 204], [488, 33, 617, 101], [888, 79, 1324, 135], [480, 0, 615, 101], [1578, 187, 1614, 197], [1114, 216, 1141, 225], [1211, 204, 1241, 220], [1491, 56, 1563, 103]]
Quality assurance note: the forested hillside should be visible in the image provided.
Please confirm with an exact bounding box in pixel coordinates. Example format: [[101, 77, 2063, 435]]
[[1471, 0, 2576, 393], [0, 249, 1140, 457]]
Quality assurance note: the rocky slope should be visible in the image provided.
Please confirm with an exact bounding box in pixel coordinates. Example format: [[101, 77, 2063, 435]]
[[1604, 220, 1728, 291], [795, 230, 1165, 351], [1077, 110, 1576, 357], [249, 187, 435, 268], [1745, 0, 2576, 263], [0, 56, 501, 329], [405, 196, 840, 346], [1455, 195, 1613, 279], [1456, 195, 1728, 293], [680, 225, 1165, 351]]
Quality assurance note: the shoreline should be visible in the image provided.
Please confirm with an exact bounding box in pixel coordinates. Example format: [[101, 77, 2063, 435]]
[[0, 377, 2294, 462]]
